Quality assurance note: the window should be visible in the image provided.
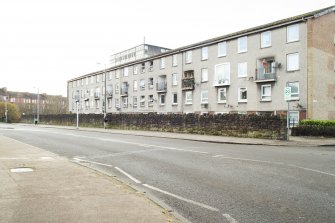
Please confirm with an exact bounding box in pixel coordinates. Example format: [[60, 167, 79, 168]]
[[201, 90, 209, 104], [261, 31, 271, 48], [122, 97, 128, 108], [96, 75, 100, 83], [238, 88, 247, 102], [108, 98, 112, 108], [218, 41, 227, 57], [90, 100, 94, 108], [172, 73, 178, 86], [141, 63, 145, 73], [261, 85, 271, 101], [160, 57, 165, 69], [140, 79, 145, 90], [102, 73, 105, 82], [115, 83, 119, 94], [214, 63, 230, 85], [287, 24, 299, 43], [85, 100, 90, 109], [115, 98, 120, 108], [85, 77, 89, 85], [159, 94, 165, 105], [90, 76, 94, 84], [140, 96, 145, 107], [72, 81, 76, 87], [201, 68, 208, 82], [116, 70, 120, 79], [148, 95, 154, 106], [172, 54, 178, 66], [133, 66, 138, 75], [90, 89, 94, 97], [287, 53, 299, 71], [133, 80, 138, 91], [186, 50, 192, 64], [123, 67, 129, 77], [77, 80, 80, 86], [133, 96, 138, 107], [288, 111, 299, 128], [172, 93, 178, 104], [217, 88, 227, 103], [149, 60, 154, 71], [238, 36, 247, 53], [185, 91, 193, 104], [238, 62, 247, 78], [148, 77, 154, 89], [95, 100, 100, 109], [288, 82, 299, 100], [201, 47, 208, 60], [109, 72, 113, 80]]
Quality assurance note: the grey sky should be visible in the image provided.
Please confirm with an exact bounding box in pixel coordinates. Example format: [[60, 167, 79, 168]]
[[0, 0, 334, 96]]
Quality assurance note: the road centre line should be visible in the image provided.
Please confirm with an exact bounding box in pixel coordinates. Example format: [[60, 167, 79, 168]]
[[88, 148, 165, 159], [115, 166, 142, 184], [143, 184, 219, 212], [217, 156, 335, 178], [222, 214, 238, 223], [73, 157, 114, 168]]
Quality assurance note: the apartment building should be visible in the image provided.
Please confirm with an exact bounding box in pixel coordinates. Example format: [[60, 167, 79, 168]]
[[68, 6, 335, 122]]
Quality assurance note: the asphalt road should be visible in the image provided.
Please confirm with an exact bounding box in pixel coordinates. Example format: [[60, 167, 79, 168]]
[[1, 124, 335, 223]]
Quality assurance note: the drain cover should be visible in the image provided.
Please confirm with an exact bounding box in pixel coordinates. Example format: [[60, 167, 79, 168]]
[[10, 167, 34, 173]]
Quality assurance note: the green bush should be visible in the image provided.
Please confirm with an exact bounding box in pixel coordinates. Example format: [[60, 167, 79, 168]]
[[299, 120, 335, 126], [292, 125, 335, 137]]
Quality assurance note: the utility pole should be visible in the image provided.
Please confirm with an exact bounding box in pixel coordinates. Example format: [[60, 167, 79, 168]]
[[4, 96, 8, 123]]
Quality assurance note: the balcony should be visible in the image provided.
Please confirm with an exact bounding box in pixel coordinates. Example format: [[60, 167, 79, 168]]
[[121, 87, 128, 96], [182, 78, 195, 91], [214, 79, 230, 87], [254, 68, 277, 83], [156, 82, 167, 92]]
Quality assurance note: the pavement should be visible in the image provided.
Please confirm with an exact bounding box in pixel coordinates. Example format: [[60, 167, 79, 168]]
[[0, 134, 182, 223], [1, 123, 334, 223]]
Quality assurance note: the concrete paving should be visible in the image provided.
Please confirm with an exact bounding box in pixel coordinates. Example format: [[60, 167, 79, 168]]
[[0, 135, 181, 223]]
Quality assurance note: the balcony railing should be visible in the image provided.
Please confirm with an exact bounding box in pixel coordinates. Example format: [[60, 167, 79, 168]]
[[214, 79, 230, 87], [156, 82, 167, 92], [182, 78, 195, 90], [255, 68, 277, 82], [121, 87, 128, 96]]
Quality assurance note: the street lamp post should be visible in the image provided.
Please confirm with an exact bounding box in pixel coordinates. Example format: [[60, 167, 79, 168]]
[[4, 96, 8, 123], [97, 62, 107, 129], [33, 87, 39, 124]]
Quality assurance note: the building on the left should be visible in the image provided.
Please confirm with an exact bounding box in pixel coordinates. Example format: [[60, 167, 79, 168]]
[[0, 87, 68, 116]]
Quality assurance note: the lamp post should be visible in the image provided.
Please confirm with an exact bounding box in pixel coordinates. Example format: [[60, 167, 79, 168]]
[[33, 87, 39, 124], [97, 62, 107, 129], [4, 96, 8, 123]]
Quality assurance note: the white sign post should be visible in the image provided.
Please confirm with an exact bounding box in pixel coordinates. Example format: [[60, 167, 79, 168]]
[[284, 87, 291, 140]]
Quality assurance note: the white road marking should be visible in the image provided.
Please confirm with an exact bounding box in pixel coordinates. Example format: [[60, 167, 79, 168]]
[[115, 167, 141, 184], [212, 155, 224, 158], [88, 148, 164, 159], [143, 184, 219, 212], [73, 157, 114, 168], [218, 156, 335, 178], [222, 214, 238, 223]]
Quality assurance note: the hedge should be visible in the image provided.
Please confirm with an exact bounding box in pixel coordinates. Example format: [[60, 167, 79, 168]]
[[292, 120, 335, 137], [299, 120, 335, 127]]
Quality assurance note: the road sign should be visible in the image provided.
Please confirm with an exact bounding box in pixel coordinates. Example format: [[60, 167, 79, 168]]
[[284, 87, 291, 101]]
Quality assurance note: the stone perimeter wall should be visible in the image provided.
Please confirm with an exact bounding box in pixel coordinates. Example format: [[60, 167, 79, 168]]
[[21, 113, 287, 139]]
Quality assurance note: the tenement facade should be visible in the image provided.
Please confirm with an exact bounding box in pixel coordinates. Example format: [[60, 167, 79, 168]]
[[68, 6, 335, 123]]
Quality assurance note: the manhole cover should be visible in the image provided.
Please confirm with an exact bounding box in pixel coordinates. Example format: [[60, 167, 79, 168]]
[[10, 167, 34, 173]]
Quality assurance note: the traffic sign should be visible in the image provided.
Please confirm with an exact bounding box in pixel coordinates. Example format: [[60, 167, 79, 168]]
[[284, 87, 291, 101]]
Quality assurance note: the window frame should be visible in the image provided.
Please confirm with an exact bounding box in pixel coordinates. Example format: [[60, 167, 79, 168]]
[[287, 24, 299, 43], [160, 57, 165, 69], [201, 90, 209, 104], [217, 88, 227, 103], [287, 82, 300, 100], [172, 93, 178, 105], [172, 73, 178, 86], [185, 91, 193, 104], [237, 62, 247, 78], [287, 53, 299, 71], [261, 84, 272, 101], [201, 47, 208, 60], [201, 68, 209, 82], [185, 51, 192, 64], [261, 31, 271, 48], [238, 87, 248, 103], [172, 54, 178, 67], [214, 62, 230, 86], [159, 94, 166, 105], [238, 36, 248, 53], [218, 41, 227, 57]]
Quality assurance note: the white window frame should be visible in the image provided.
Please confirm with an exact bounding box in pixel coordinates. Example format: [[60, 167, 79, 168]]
[[85, 77, 89, 85], [186, 51, 192, 64], [287, 53, 299, 71], [133, 80, 138, 91], [96, 74, 100, 83], [288, 82, 299, 100], [201, 68, 208, 82], [185, 91, 193, 104], [201, 90, 209, 104], [124, 67, 129, 77], [261, 31, 271, 48], [133, 96, 138, 107], [238, 87, 248, 103], [201, 47, 208, 60], [237, 62, 247, 78], [218, 41, 227, 57], [140, 79, 145, 90], [148, 95, 154, 107], [159, 94, 166, 105], [217, 88, 227, 103], [172, 73, 178, 86], [238, 36, 248, 53], [160, 57, 165, 69], [115, 98, 120, 108], [172, 93, 178, 104], [133, 66, 138, 75], [214, 62, 230, 86], [261, 84, 272, 101], [140, 96, 145, 107], [287, 24, 299, 43], [172, 54, 178, 66], [116, 70, 120, 79]]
